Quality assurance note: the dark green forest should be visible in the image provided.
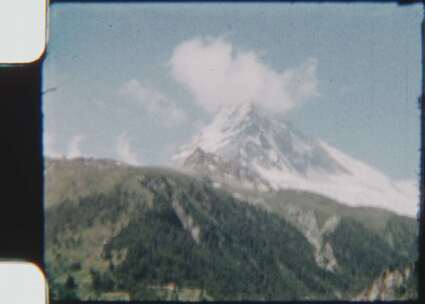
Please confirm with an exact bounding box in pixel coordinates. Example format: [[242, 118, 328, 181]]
[[44, 158, 418, 301]]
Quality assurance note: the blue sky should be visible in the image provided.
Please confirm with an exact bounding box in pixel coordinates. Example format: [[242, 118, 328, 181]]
[[43, 2, 422, 181]]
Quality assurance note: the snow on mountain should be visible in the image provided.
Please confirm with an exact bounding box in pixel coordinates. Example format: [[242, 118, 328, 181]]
[[173, 103, 419, 217]]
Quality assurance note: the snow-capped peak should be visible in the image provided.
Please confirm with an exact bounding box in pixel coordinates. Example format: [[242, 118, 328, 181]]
[[174, 102, 262, 158], [174, 102, 348, 177], [173, 103, 418, 217]]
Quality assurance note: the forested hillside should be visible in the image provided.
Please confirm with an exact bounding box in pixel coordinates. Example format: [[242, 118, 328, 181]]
[[45, 158, 418, 301]]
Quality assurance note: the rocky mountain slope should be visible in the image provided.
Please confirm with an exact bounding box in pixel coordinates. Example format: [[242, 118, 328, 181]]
[[173, 103, 418, 217], [44, 157, 418, 301]]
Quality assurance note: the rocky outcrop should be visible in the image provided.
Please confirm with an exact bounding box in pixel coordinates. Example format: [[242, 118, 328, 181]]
[[354, 266, 414, 300], [283, 205, 339, 272], [172, 200, 201, 244], [181, 148, 270, 192]]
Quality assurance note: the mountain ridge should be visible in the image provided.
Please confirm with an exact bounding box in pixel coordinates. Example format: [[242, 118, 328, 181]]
[[173, 103, 418, 217]]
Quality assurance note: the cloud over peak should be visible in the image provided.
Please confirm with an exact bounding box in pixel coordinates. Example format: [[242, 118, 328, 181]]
[[116, 132, 141, 166], [169, 36, 318, 114], [67, 134, 84, 158]]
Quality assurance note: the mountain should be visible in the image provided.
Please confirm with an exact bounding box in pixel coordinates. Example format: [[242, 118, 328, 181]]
[[173, 102, 418, 217], [44, 157, 418, 301]]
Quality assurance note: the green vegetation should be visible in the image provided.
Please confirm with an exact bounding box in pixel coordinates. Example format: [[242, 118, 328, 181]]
[[323, 218, 410, 294], [44, 157, 418, 301]]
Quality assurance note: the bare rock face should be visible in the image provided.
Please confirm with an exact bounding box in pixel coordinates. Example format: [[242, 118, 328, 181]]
[[354, 266, 414, 300], [172, 200, 201, 244], [181, 147, 269, 192], [281, 205, 340, 272], [316, 241, 338, 272]]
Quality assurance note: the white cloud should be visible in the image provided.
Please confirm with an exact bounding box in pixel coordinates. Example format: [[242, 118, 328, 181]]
[[119, 80, 187, 127], [67, 134, 85, 158], [43, 132, 61, 158], [169, 36, 319, 114], [116, 133, 141, 166]]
